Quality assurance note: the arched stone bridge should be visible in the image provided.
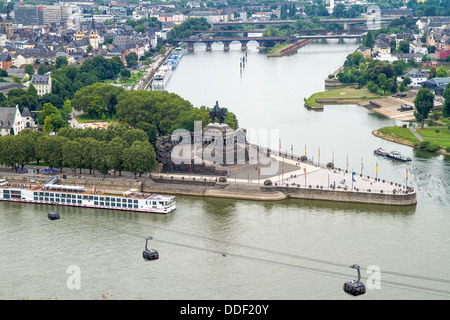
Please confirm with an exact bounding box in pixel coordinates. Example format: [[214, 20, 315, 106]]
[[173, 34, 365, 51]]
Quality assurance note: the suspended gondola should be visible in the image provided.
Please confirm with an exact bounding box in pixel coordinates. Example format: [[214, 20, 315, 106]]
[[48, 204, 60, 220], [343, 264, 366, 296], [143, 236, 159, 261]]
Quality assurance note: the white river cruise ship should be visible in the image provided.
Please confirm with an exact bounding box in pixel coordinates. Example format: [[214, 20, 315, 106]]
[[0, 177, 176, 214]]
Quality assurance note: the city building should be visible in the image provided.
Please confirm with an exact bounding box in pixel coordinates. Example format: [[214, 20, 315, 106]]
[[0, 105, 25, 136], [21, 107, 37, 129], [14, 5, 43, 26], [31, 72, 52, 97], [356, 46, 371, 59], [404, 68, 428, 87], [14, 4, 68, 26], [0, 52, 12, 70]]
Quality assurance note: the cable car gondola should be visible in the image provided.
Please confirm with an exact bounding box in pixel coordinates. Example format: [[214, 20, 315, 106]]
[[143, 236, 159, 261], [343, 264, 366, 296], [48, 204, 60, 220]]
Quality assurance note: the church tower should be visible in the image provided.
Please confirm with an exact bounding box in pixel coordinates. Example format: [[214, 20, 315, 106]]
[[88, 17, 99, 50], [4, 10, 13, 39], [74, 29, 84, 40], [0, 9, 13, 39]]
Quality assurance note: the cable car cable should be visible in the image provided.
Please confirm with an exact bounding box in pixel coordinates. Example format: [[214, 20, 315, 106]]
[[96, 214, 450, 295], [146, 224, 450, 285], [114, 227, 450, 297], [104, 215, 450, 286]]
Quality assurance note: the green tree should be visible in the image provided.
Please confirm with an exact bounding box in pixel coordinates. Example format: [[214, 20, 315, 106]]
[[429, 67, 437, 79], [39, 103, 68, 132], [442, 83, 450, 118], [55, 56, 69, 69], [15, 134, 34, 169], [398, 40, 410, 53], [93, 141, 110, 177], [362, 31, 375, 48], [1, 135, 19, 170], [72, 82, 124, 116], [125, 52, 138, 68], [87, 96, 104, 118], [120, 68, 131, 78], [63, 140, 83, 175], [121, 128, 149, 145], [108, 136, 127, 176], [80, 137, 99, 176], [27, 83, 38, 97], [378, 73, 388, 94], [61, 99, 72, 122], [35, 135, 67, 170], [436, 65, 448, 77], [123, 140, 157, 179], [24, 64, 35, 77], [414, 88, 435, 128]]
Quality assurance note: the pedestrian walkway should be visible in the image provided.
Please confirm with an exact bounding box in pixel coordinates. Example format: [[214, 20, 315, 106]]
[[408, 127, 423, 141]]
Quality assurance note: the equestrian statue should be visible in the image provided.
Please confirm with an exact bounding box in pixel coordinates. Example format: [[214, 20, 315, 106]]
[[209, 101, 228, 124]]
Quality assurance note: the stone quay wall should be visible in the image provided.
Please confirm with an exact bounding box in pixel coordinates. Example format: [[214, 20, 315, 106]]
[[264, 184, 417, 206], [144, 176, 417, 206], [1, 173, 417, 206]]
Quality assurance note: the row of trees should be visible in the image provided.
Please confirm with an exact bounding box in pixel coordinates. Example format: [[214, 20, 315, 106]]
[[0, 126, 156, 179]]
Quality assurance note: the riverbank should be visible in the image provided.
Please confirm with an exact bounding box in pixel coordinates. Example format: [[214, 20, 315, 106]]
[[304, 87, 431, 123], [304, 86, 382, 110], [372, 126, 450, 157], [267, 39, 313, 57]]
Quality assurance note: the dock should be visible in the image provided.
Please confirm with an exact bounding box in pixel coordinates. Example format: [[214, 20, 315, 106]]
[[361, 91, 443, 122]]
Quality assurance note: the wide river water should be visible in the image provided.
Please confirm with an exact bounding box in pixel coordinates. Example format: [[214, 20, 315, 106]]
[[1, 40, 449, 301]]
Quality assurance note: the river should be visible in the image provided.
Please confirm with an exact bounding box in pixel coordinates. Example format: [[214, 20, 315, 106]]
[[1, 40, 449, 301]]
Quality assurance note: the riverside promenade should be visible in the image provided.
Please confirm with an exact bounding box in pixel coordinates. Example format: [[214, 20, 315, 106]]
[[146, 152, 416, 206], [0, 149, 416, 207]]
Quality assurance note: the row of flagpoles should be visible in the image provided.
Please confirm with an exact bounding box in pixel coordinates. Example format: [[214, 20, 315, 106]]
[[277, 139, 410, 184]]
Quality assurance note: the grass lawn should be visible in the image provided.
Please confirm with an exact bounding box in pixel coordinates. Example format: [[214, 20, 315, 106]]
[[267, 41, 294, 56], [377, 126, 419, 146], [376, 125, 450, 150], [75, 113, 116, 123], [305, 86, 384, 108], [75, 113, 102, 123], [417, 126, 450, 139], [417, 126, 450, 148], [103, 70, 144, 87]]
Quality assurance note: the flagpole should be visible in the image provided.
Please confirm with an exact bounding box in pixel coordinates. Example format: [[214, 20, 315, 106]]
[[318, 147, 320, 167], [376, 161, 378, 180], [406, 167, 408, 188], [304, 167, 306, 186]]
